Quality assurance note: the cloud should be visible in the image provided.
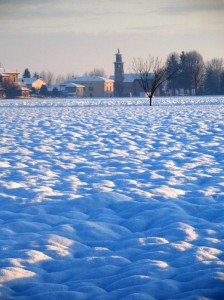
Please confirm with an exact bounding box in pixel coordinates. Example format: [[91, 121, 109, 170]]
[[158, 0, 224, 15], [0, 0, 83, 20], [0, 0, 156, 21], [0, 0, 147, 36], [0, 0, 107, 35]]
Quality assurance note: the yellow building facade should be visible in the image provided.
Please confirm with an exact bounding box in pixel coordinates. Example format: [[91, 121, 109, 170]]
[[71, 76, 114, 98]]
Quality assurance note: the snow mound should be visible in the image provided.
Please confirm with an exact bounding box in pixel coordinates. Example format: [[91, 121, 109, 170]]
[[0, 97, 224, 299]]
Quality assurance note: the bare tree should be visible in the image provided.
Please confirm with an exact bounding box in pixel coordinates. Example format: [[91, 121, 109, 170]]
[[55, 74, 65, 85], [166, 52, 181, 95], [39, 71, 55, 85], [179, 51, 205, 95], [204, 58, 223, 94], [84, 68, 107, 78], [188, 51, 205, 95], [65, 73, 76, 80], [33, 72, 39, 78], [131, 55, 178, 106]]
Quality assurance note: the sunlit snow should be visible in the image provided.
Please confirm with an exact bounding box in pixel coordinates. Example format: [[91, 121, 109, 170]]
[[0, 96, 224, 299]]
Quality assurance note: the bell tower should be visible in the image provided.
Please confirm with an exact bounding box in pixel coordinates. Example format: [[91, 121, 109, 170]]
[[114, 49, 124, 97]]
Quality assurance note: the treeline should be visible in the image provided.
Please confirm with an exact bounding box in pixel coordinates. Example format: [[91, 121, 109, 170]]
[[166, 51, 224, 95]]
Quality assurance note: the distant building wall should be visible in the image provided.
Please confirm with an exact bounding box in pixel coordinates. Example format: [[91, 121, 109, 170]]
[[0, 68, 19, 85], [15, 86, 30, 98], [65, 83, 85, 97], [123, 82, 133, 97], [72, 76, 114, 98]]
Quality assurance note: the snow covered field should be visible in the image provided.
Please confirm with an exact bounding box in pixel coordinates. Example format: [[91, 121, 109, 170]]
[[0, 96, 224, 299]]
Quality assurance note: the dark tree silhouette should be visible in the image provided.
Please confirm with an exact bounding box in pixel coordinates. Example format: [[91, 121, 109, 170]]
[[23, 68, 31, 78], [131, 55, 179, 106], [51, 87, 60, 98], [204, 58, 224, 95], [179, 51, 204, 95], [39, 84, 48, 96], [166, 52, 181, 95]]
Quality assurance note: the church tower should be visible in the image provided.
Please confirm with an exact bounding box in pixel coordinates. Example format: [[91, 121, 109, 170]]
[[114, 49, 124, 97]]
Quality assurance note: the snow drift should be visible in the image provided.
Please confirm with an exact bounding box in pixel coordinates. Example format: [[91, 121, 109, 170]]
[[0, 97, 223, 299]]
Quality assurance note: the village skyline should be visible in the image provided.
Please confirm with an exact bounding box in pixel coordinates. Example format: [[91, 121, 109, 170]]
[[1, 0, 224, 77], [1, 47, 224, 99]]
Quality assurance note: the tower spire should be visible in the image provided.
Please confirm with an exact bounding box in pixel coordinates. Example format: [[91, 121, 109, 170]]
[[114, 49, 124, 97]]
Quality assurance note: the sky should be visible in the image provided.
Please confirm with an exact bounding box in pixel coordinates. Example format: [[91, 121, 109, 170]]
[[0, 0, 224, 78]]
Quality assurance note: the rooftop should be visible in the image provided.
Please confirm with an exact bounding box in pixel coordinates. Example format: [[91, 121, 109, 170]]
[[71, 76, 114, 82], [66, 82, 85, 88], [16, 86, 30, 91], [19, 77, 45, 84], [0, 68, 20, 75], [110, 73, 155, 83]]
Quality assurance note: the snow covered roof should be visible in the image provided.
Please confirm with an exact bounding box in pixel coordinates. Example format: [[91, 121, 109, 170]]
[[19, 77, 44, 84], [0, 73, 10, 77], [0, 68, 19, 75], [16, 86, 30, 91], [66, 82, 85, 88], [124, 73, 141, 83], [110, 73, 155, 83], [71, 76, 113, 82]]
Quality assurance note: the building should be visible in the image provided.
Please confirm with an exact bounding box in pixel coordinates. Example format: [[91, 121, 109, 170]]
[[114, 49, 124, 97], [15, 85, 30, 98], [0, 68, 20, 97], [65, 82, 85, 97], [123, 73, 154, 97], [64, 76, 114, 98], [112, 49, 154, 97], [72, 76, 114, 98], [0, 68, 20, 86], [19, 77, 46, 91], [0, 68, 29, 98]]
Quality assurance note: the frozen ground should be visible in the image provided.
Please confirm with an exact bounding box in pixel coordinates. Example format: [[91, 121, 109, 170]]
[[0, 96, 224, 299]]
